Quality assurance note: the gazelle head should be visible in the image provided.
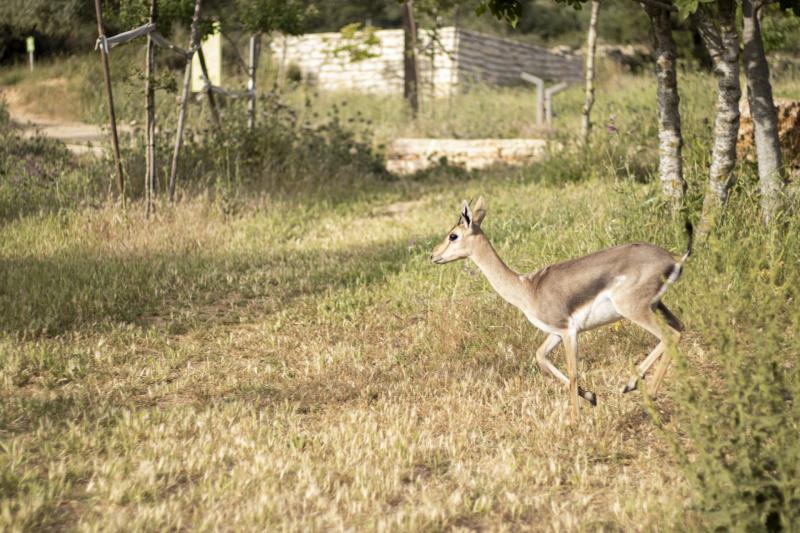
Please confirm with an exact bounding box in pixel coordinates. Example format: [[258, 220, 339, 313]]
[[431, 197, 487, 264]]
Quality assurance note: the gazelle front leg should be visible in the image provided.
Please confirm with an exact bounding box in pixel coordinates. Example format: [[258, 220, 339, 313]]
[[564, 330, 580, 421], [535, 334, 596, 406]]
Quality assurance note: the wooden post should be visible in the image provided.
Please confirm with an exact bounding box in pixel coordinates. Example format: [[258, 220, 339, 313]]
[[93, 0, 125, 202], [169, 0, 203, 202], [197, 47, 221, 128], [145, 0, 158, 216], [247, 34, 261, 130]]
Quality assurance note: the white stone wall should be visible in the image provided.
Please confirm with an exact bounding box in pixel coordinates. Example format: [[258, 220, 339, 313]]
[[386, 138, 550, 174], [271, 27, 582, 96], [272, 27, 458, 97]]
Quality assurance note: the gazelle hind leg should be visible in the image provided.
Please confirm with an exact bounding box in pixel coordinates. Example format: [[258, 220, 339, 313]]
[[616, 302, 682, 395], [622, 341, 665, 393], [650, 350, 672, 394], [649, 303, 683, 394], [535, 334, 596, 406]]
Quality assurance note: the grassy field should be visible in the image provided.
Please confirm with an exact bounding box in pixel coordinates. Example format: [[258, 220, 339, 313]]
[[1, 54, 799, 530], [0, 176, 694, 531]]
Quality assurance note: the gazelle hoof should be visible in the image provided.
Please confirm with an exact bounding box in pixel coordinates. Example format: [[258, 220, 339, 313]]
[[579, 387, 597, 407], [622, 380, 638, 394]]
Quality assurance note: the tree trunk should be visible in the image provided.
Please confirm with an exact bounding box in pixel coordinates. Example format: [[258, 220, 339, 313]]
[[581, 0, 601, 145], [145, 0, 157, 217], [169, 0, 203, 203], [646, 2, 686, 207], [402, 0, 419, 118], [742, 0, 785, 225], [694, 0, 740, 238]]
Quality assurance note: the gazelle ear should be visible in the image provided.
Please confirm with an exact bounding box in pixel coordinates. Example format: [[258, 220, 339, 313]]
[[460, 199, 472, 228], [472, 196, 487, 227]]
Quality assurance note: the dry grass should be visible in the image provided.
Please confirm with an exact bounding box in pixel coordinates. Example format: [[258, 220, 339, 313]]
[[3, 51, 798, 530], [0, 177, 702, 531]]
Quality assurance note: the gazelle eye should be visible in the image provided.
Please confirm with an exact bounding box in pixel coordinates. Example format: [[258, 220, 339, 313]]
[[449, 233, 458, 241]]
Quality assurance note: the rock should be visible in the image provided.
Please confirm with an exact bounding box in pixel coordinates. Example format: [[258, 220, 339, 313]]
[[737, 99, 800, 169], [596, 44, 652, 74]]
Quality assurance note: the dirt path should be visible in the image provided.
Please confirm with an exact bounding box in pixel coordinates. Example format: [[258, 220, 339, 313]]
[[1, 84, 111, 156]]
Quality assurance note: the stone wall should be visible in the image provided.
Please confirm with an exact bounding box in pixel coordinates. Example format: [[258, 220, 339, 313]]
[[272, 27, 458, 97], [271, 27, 582, 96], [386, 138, 550, 174]]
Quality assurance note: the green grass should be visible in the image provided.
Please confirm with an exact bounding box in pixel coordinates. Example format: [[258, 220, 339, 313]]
[[1, 53, 799, 530], [0, 177, 692, 531], [2, 167, 798, 530]]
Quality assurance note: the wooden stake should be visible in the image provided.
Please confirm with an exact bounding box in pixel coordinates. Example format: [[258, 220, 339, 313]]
[[93, 0, 125, 202], [197, 47, 221, 128], [145, 0, 158, 217], [247, 34, 261, 130], [169, 0, 203, 202]]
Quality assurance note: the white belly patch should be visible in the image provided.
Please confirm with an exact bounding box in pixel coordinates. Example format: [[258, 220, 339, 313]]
[[573, 292, 622, 331], [523, 310, 561, 334]]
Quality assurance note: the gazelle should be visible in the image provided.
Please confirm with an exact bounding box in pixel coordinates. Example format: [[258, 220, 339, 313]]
[[431, 197, 692, 420]]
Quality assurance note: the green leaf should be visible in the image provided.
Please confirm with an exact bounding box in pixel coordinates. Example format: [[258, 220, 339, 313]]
[[675, 0, 700, 19]]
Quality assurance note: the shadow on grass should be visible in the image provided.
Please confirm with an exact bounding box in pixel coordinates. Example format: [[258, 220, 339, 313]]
[[0, 234, 432, 337]]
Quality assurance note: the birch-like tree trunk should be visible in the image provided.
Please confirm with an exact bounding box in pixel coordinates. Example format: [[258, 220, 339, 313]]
[[581, 0, 601, 145], [645, 2, 686, 207], [402, 0, 420, 118], [694, 0, 740, 238], [169, 0, 202, 203], [742, 0, 786, 224], [145, 0, 157, 217]]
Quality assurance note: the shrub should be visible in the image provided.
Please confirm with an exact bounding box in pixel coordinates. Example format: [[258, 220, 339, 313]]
[[655, 186, 800, 531], [169, 90, 389, 201], [0, 102, 108, 221]]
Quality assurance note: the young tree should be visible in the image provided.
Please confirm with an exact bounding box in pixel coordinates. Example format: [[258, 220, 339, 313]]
[[581, 0, 601, 145], [645, 0, 685, 206], [402, 0, 420, 117], [169, 0, 203, 203], [692, 0, 740, 238], [145, 0, 157, 217], [741, 0, 786, 224]]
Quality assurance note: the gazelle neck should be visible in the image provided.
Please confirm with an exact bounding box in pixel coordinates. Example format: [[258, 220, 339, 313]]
[[470, 234, 528, 309]]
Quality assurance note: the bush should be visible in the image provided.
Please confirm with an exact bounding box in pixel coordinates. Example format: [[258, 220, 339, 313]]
[[169, 90, 389, 201], [656, 187, 800, 531], [0, 103, 108, 222]]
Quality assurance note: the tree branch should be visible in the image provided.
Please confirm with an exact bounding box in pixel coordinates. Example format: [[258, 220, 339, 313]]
[[692, 7, 723, 61], [636, 0, 678, 12]]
